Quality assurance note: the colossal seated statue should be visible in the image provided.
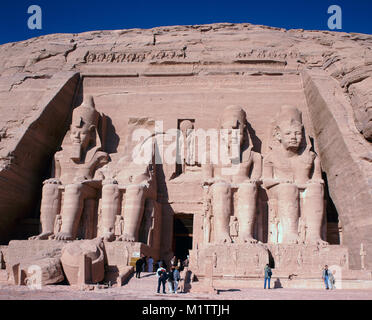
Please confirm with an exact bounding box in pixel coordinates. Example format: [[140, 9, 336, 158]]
[[30, 96, 109, 241], [263, 105, 328, 246], [97, 120, 158, 242], [202, 105, 262, 244]]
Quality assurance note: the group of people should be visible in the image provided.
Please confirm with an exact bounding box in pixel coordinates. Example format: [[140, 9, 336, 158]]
[[134, 256, 186, 294], [156, 264, 181, 294], [263, 264, 337, 290], [136, 257, 337, 291], [135, 256, 154, 278], [322, 265, 336, 290]]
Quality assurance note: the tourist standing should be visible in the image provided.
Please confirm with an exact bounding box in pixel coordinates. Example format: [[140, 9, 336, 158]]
[[173, 266, 181, 293], [322, 265, 330, 290], [167, 267, 175, 293], [148, 256, 154, 272], [264, 264, 272, 289], [142, 256, 147, 272], [135, 257, 144, 278], [156, 265, 167, 294]]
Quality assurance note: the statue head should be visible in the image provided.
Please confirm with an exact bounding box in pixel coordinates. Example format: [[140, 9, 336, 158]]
[[70, 96, 99, 161], [274, 105, 304, 152], [220, 105, 249, 150], [180, 120, 194, 137]]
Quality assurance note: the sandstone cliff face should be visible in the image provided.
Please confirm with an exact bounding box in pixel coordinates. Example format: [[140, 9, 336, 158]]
[[0, 23, 371, 268]]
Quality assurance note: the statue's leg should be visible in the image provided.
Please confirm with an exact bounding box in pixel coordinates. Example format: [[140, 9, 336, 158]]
[[303, 183, 328, 245], [237, 181, 258, 243], [56, 183, 94, 240], [101, 183, 120, 242], [122, 184, 146, 242], [211, 181, 232, 244], [30, 183, 61, 240], [277, 183, 299, 244]]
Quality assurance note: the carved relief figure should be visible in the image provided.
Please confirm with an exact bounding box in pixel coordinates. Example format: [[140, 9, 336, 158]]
[[30, 96, 109, 240], [229, 216, 239, 240], [263, 105, 327, 245], [202, 186, 212, 244], [203, 105, 262, 244], [53, 215, 62, 235], [179, 120, 196, 173], [114, 215, 124, 240]]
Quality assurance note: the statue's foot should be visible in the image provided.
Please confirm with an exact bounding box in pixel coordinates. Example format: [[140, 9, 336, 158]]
[[240, 237, 258, 244], [29, 232, 53, 240], [307, 238, 329, 247], [102, 232, 115, 242], [283, 238, 298, 245], [119, 233, 135, 242], [55, 232, 74, 241], [217, 235, 232, 244]]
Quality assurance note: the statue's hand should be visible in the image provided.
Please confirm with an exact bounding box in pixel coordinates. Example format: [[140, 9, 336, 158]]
[[262, 178, 280, 188], [279, 179, 293, 184], [73, 176, 89, 183], [307, 179, 324, 185], [203, 178, 215, 186], [247, 178, 261, 185], [102, 178, 118, 185], [44, 178, 61, 185]]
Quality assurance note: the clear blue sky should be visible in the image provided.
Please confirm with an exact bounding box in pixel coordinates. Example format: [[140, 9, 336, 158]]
[[0, 0, 371, 45]]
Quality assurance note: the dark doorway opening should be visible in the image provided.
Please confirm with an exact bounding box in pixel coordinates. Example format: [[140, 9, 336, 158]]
[[173, 214, 194, 262], [323, 172, 341, 244]]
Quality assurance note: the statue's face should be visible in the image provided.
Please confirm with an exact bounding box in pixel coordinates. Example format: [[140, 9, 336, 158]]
[[70, 124, 92, 151], [278, 122, 303, 151], [221, 117, 244, 148]]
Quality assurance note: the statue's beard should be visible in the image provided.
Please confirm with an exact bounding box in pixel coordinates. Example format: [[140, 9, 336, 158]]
[[285, 143, 300, 152], [71, 142, 82, 161]]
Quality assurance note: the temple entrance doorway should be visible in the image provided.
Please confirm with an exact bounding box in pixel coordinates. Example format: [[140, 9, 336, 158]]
[[172, 214, 194, 262]]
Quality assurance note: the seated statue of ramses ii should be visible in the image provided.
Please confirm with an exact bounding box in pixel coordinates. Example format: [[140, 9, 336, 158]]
[[263, 105, 328, 246], [30, 96, 109, 241], [202, 105, 262, 244]]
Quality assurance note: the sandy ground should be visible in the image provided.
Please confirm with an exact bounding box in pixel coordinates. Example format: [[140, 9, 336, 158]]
[[1, 272, 372, 300]]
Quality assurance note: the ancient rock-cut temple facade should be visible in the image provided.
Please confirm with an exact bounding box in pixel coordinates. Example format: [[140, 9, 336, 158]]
[[0, 23, 371, 288]]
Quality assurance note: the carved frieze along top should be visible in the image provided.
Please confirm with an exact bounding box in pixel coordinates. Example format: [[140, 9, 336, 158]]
[[84, 49, 187, 64], [236, 49, 299, 60]]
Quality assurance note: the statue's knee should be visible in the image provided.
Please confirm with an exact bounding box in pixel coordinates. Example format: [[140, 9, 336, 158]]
[[126, 184, 145, 198], [277, 183, 298, 200], [305, 183, 324, 197], [212, 182, 230, 196], [102, 184, 119, 195], [65, 183, 83, 196], [42, 183, 59, 196], [239, 182, 257, 194]]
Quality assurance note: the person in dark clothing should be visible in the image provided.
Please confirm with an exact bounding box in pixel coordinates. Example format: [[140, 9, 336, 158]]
[[135, 257, 144, 278], [322, 265, 330, 289], [264, 264, 272, 289], [156, 266, 167, 294], [166, 267, 175, 293], [142, 256, 148, 272]]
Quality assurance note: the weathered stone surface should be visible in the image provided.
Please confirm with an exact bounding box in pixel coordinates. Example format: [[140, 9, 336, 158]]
[[6, 240, 65, 285], [0, 72, 79, 242], [0, 22, 371, 281]]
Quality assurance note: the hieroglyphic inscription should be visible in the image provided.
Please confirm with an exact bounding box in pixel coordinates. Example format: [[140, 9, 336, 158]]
[[85, 49, 186, 63]]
